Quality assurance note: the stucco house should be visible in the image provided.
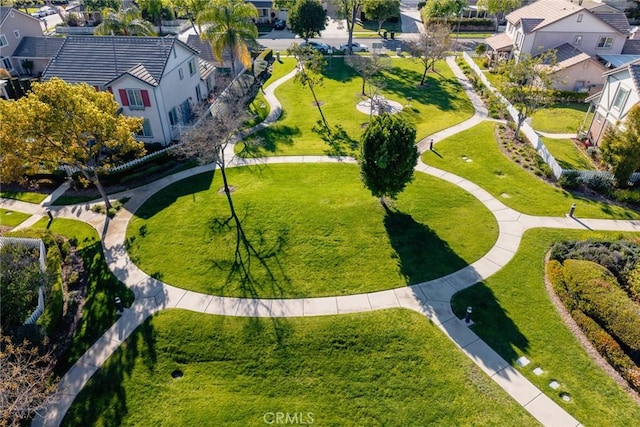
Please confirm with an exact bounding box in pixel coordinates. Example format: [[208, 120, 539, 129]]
[[585, 58, 640, 145], [0, 7, 45, 75], [485, 0, 628, 91], [42, 36, 216, 145]]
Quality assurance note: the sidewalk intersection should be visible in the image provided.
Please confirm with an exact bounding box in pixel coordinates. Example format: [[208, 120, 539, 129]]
[[4, 57, 636, 426]]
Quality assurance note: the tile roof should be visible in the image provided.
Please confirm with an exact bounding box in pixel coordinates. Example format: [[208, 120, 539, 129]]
[[544, 43, 593, 72], [602, 57, 640, 93], [186, 34, 231, 66], [506, 0, 583, 33], [12, 37, 64, 58], [485, 32, 513, 51], [588, 4, 630, 35], [622, 39, 640, 55], [42, 35, 198, 87]]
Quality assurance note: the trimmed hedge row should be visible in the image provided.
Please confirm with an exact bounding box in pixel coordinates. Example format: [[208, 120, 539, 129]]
[[562, 259, 640, 354], [547, 259, 640, 391]]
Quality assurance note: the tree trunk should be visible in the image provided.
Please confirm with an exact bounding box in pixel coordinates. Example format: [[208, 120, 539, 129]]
[[308, 83, 330, 131], [361, 77, 366, 95], [83, 168, 112, 210], [420, 66, 428, 85], [377, 20, 383, 34], [515, 112, 525, 140]]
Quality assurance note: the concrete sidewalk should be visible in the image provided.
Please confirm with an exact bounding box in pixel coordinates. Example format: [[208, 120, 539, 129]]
[[16, 52, 639, 427]]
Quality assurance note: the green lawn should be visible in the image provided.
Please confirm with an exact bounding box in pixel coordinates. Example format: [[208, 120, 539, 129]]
[[451, 229, 640, 426], [239, 57, 474, 157], [126, 163, 498, 297], [531, 103, 590, 134], [63, 309, 537, 427], [354, 21, 402, 35], [0, 190, 48, 204], [0, 208, 31, 227], [542, 138, 596, 171], [422, 122, 640, 219], [22, 218, 134, 372]]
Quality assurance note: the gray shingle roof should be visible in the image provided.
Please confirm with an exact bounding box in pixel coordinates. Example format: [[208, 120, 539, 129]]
[[42, 35, 198, 87], [629, 63, 640, 93], [622, 39, 640, 55], [13, 37, 64, 58], [588, 4, 630, 35], [186, 34, 232, 66], [544, 43, 592, 71]]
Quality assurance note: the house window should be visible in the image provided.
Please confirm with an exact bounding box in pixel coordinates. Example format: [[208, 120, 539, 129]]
[[597, 37, 614, 49], [577, 14, 583, 23], [596, 112, 603, 123], [136, 119, 153, 137], [14, 30, 20, 39], [173, 47, 176, 58], [126, 88, 144, 109], [196, 85, 202, 102], [168, 107, 179, 126], [612, 86, 629, 111], [119, 88, 150, 109], [179, 68, 184, 80], [573, 35, 582, 45], [189, 58, 197, 76], [1, 56, 13, 71], [0, 34, 7, 47]]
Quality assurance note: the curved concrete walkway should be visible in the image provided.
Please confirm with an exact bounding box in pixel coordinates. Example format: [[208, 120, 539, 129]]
[[8, 57, 637, 426]]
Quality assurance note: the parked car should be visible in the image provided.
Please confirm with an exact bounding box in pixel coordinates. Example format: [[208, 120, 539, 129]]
[[299, 41, 332, 53], [339, 42, 368, 53], [273, 19, 286, 30]]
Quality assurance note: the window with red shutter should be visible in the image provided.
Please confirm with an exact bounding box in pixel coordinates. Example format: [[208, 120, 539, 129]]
[[141, 90, 151, 107], [119, 89, 129, 106]]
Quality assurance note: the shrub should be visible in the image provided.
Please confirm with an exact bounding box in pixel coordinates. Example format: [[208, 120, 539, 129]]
[[613, 188, 640, 206], [475, 44, 487, 55], [586, 175, 613, 195], [562, 259, 640, 353], [559, 170, 582, 190]]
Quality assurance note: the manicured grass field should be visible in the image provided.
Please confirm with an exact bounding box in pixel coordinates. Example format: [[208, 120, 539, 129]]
[[126, 163, 498, 297], [0, 208, 31, 227], [62, 309, 537, 427], [240, 57, 474, 157], [422, 122, 640, 219], [542, 137, 596, 171], [0, 190, 48, 204], [451, 229, 640, 426], [531, 103, 590, 134]]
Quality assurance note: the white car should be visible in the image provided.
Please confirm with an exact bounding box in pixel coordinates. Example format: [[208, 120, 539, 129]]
[[340, 42, 368, 53]]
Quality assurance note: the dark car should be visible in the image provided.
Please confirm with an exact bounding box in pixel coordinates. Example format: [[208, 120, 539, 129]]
[[273, 19, 286, 30]]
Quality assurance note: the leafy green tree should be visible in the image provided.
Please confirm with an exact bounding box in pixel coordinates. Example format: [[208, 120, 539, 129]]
[[362, 0, 399, 34], [288, 43, 329, 132], [138, 0, 174, 35], [94, 7, 158, 36], [173, 0, 209, 34], [477, 0, 520, 30], [83, 0, 120, 12], [0, 244, 47, 330], [273, 0, 296, 8], [421, 0, 467, 21], [197, 0, 258, 76], [289, 0, 327, 42], [408, 22, 452, 85], [332, 0, 363, 54], [600, 104, 640, 188], [345, 53, 390, 95], [0, 78, 144, 210], [360, 113, 419, 202], [498, 51, 557, 138]]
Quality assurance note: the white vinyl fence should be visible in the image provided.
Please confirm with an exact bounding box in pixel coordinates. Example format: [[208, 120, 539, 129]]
[[0, 237, 47, 325], [461, 52, 639, 185]]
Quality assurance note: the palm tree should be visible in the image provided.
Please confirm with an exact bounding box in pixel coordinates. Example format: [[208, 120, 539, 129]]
[[95, 7, 157, 36], [196, 0, 258, 76]]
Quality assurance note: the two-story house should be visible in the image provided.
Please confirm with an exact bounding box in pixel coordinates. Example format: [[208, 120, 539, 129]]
[[485, 0, 629, 91], [585, 58, 640, 145], [42, 36, 216, 146], [0, 7, 45, 75]]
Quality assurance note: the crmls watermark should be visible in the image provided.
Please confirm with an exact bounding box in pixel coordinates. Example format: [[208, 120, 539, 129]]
[[263, 412, 314, 425]]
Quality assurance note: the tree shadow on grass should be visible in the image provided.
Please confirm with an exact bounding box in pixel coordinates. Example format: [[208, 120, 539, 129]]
[[61, 316, 157, 426], [312, 120, 360, 157], [239, 122, 300, 156], [382, 66, 463, 112], [383, 204, 469, 284], [450, 282, 530, 364], [320, 57, 359, 83], [131, 170, 215, 220]]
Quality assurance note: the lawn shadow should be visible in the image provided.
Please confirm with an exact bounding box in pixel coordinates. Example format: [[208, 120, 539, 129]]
[[382, 204, 468, 284], [131, 170, 215, 220], [207, 205, 291, 299], [450, 282, 530, 364], [321, 56, 359, 83], [312, 121, 360, 157], [240, 122, 300, 156], [60, 315, 158, 426], [383, 66, 463, 112]]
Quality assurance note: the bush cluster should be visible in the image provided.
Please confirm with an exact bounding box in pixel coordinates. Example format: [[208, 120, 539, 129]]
[[547, 258, 640, 392]]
